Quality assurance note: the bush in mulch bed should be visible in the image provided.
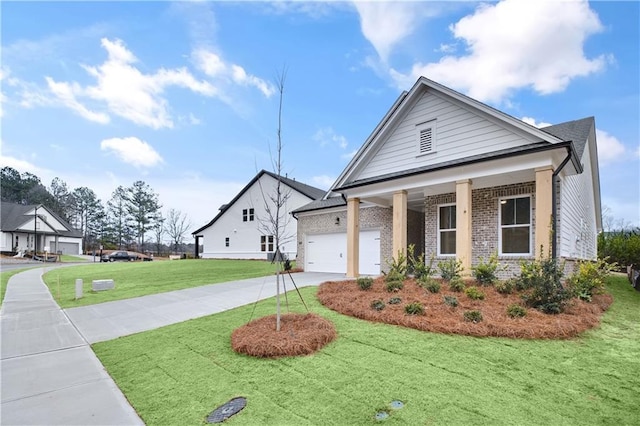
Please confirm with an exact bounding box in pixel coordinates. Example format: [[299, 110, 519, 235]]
[[316, 278, 613, 339], [231, 313, 336, 358]]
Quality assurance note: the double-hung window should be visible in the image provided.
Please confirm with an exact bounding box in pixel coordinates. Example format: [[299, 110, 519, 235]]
[[438, 204, 456, 256], [260, 235, 274, 252], [499, 196, 532, 255]]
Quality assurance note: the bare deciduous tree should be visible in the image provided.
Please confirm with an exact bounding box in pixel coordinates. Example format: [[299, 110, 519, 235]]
[[165, 208, 192, 254]]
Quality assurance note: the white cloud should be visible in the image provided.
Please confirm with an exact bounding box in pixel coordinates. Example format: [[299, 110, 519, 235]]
[[391, 0, 607, 103], [312, 127, 348, 149], [100, 136, 164, 168], [596, 129, 626, 165], [521, 116, 552, 128], [0, 139, 49, 175], [45, 77, 110, 124], [341, 149, 358, 161], [353, 2, 439, 63], [311, 175, 335, 190]]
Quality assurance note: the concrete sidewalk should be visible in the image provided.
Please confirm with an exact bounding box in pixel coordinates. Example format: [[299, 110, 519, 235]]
[[1, 268, 346, 425]]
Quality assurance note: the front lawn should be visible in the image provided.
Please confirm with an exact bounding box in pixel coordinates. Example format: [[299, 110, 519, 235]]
[[42, 259, 280, 308], [93, 275, 640, 425]]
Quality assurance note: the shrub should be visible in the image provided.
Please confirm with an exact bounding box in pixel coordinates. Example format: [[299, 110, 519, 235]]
[[463, 310, 483, 323], [517, 257, 571, 314], [407, 244, 436, 280], [404, 302, 424, 315], [472, 252, 504, 286], [565, 258, 615, 301], [371, 300, 385, 311], [357, 276, 373, 291], [495, 279, 515, 295], [388, 297, 402, 305], [443, 295, 459, 308], [385, 250, 408, 281], [448, 276, 466, 292], [385, 280, 404, 292], [438, 258, 463, 281], [384, 269, 405, 284], [598, 227, 640, 271], [507, 304, 527, 318], [418, 276, 440, 293], [464, 286, 485, 300]]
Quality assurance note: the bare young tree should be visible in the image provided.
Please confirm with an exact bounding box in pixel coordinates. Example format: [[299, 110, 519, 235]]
[[153, 212, 165, 256], [165, 208, 192, 254], [257, 70, 291, 331]]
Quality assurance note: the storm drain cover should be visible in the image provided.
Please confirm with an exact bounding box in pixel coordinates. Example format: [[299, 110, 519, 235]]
[[390, 400, 404, 410], [206, 397, 247, 423]]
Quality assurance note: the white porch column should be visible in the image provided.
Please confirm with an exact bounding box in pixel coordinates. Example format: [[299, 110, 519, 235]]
[[347, 197, 360, 278], [456, 179, 472, 276], [535, 166, 554, 259], [392, 190, 408, 260]]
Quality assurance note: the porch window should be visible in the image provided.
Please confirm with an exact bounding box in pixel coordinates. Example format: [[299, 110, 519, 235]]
[[438, 204, 456, 255], [499, 196, 531, 255], [261, 235, 274, 252]]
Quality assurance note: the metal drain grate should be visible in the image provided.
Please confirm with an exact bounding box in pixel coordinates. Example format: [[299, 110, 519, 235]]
[[206, 397, 247, 423]]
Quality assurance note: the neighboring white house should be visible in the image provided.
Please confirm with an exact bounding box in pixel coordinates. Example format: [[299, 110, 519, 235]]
[[294, 77, 601, 277], [192, 170, 325, 260], [0, 201, 84, 255]]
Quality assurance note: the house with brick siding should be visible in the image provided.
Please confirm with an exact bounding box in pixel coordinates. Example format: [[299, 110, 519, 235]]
[[293, 77, 601, 277]]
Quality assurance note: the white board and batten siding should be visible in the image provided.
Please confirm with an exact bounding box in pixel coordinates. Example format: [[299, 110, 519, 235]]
[[357, 90, 542, 181], [305, 230, 381, 275], [559, 141, 598, 260]]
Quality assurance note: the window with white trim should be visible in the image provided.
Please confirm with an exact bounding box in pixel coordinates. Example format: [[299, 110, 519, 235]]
[[499, 196, 532, 255], [438, 204, 456, 256], [260, 235, 274, 252], [416, 119, 436, 155]]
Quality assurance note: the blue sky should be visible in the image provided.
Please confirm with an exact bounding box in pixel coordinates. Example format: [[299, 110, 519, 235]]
[[1, 0, 638, 231]]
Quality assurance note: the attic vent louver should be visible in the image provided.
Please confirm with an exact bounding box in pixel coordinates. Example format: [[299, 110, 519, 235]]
[[419, 128, 433, 153], [416, 119, 436, 155]]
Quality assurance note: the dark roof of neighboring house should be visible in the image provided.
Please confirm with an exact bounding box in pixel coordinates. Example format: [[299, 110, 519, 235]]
[[540, 116, 594, 160], [192, 170, 326, 235], [0, 201, 82, 238], [292, 195, 347, 214]]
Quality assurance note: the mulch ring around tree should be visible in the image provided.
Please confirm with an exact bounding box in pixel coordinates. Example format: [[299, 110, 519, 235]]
[[231, 313, 337, 358], [317, 278, 613, 339]]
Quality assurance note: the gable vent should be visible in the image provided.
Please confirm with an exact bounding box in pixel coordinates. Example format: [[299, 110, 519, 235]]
[[419, 127, 433, 153]]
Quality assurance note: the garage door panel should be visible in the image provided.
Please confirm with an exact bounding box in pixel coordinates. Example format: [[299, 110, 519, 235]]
[[306, 230, 380, 275]]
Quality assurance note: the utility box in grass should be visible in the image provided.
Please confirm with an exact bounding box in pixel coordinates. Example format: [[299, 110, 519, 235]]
[[92, 279, 115, 291]]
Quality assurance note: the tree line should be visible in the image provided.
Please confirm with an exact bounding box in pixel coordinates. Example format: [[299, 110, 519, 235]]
[[1, 166, 192, 255]]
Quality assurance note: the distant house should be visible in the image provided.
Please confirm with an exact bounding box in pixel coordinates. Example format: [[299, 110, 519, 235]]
[[0, 201, 83, 255], [294, 77, 601, 277], [192, 170, 325, 260]]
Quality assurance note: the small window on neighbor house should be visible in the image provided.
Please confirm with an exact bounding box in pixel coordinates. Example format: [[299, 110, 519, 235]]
[[242, 208, 255, 222], [416, 119, 436, 155], [499, 196, 531, 255], [225, 237, 230, 247], [249, 208, 254, 221], [260, 235, 274, 252], [438, 204, 456, 256]]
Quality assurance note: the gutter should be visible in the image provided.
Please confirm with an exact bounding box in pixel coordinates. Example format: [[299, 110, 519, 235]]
[[551, 147, 574, 259]]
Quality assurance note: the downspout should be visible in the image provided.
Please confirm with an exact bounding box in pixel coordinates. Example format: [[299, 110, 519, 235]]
[[551, 149, 573, 259]]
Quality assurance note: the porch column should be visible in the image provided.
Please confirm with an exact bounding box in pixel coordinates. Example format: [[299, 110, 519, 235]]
[[456, 179, 472, 276], [347, 197, 360, 278], [535, 166, 554, 259], [392, 190, 408, 260]]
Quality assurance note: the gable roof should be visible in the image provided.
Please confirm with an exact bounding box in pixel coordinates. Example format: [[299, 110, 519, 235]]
[[540, 116, 594, 160], [192, 170, 325, 235], [330, 76, 572, 194], [0, 201, 82, 238]]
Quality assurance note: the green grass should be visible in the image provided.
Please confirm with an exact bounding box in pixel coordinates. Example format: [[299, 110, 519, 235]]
[[59, 254, 89, 262], [42, 259, 280, 308], [93, 275, 640, 425]]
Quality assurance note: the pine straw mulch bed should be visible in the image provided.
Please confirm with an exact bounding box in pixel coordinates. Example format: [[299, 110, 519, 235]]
[[317, 278, 613, 339], [231, 313, 337, 358]]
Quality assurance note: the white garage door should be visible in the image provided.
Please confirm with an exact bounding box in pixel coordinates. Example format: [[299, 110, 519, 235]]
[[51, 242, 80, 255], [306, 230, 380, 275]]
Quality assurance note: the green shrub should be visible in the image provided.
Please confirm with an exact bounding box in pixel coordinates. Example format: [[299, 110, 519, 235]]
[[418, 276, 440, 293], [464, 286, 485, 300], [407, 244, 436, 280], [565, 258, 615, 301], [357, 276, 374, 291], [438, 258, 463, 281], [517, 257, 571, 314], [495, 279, 515, 294], [463, 310, 483, 323], [384, 269, 405, 284], [472, 252, 504, 286], [404, 302, 424, 315], [385, 250, 408, 281], [598, 227, 640, 270], [385, 280, 404, 292], [443, 295, 459, 308], [506, 304, 527, 318], [371, 300, 385, 311], [448, 276, 466, 292], [388, 297, 402, 305]]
